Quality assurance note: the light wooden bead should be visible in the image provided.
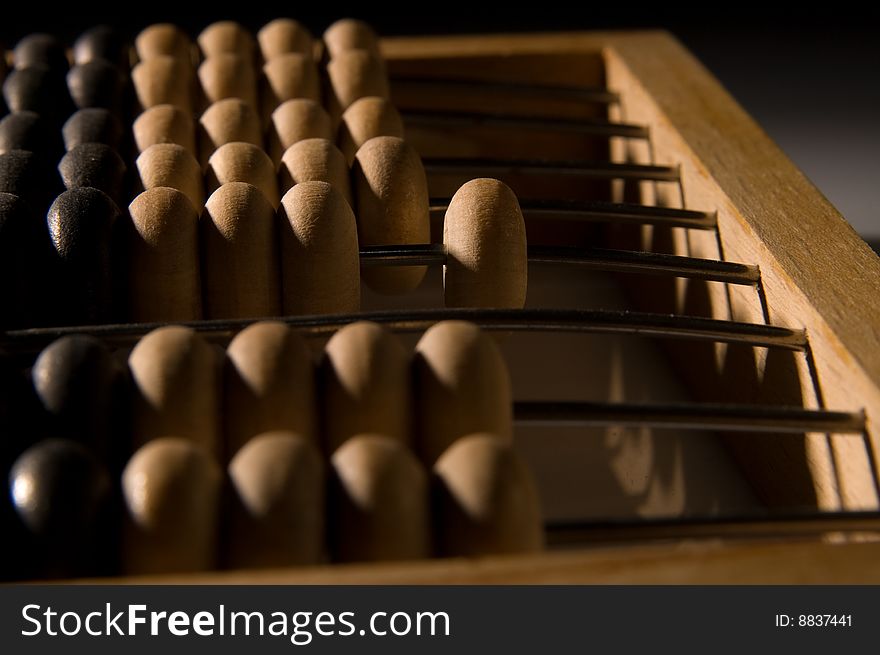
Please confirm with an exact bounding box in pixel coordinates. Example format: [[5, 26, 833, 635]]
[[414, 321, 513, 464], [226, 431, 324, 568], [321, 321, 411, 453], [225, 321, 317, 457], [258, 18, 313, 61], [205, 142, 279, 207], [260, 53, 320, 122], [132, 56, 194, 113], [201, 182, 280, 319], [135, 23, 192, 62], [198, 54, 257, 110], [136, 143, 204, 210], [352, 136, 430, 293], [443, 178, 528, 309], [278, 181, 359, 315], [433, 433, 543, 556], [127, 187, 202, 322], [128, 326, 221, 457], [325, 49, 389, 124], [198, 98, 262, 165], [278, 138, 351, 206], [267, 98, 332, 163], [133, 104, 196, 154], [122, 438, 221, 574], [322, 19, 380, 59], [338, 96, 404, 165], [330, 434, 430, 562], [198, 21, 255, 61]]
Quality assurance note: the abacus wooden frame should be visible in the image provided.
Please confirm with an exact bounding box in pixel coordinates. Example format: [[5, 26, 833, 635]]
[[75, 30, 880, 583]]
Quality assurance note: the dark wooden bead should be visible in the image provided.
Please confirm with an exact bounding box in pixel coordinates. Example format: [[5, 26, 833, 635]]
[[62, 108, 124, 151], [13, 33, 69, 73], [46, 187, 120, 325], [0, 193, 53, 327], [0, 111, 62, 159], [9, 438, 116, 578], [32, 335, 129, 467], [0, 149, 63, 214], [3, 66, 74, 124], [73, 26, 129, 69], [67, 60, 126, 112], [58, 143, 127, 203]]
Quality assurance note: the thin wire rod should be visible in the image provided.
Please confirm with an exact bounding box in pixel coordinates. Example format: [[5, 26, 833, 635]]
[[402, 109, 648, 139], [513, 401, 865, 434], [1, 308, 807, 351], [429, 199, 718, 230], [360, 244, 760, 286], [544, 510, 880, 546], [423, 158, 680, 182], [390, 75, 620, 105]]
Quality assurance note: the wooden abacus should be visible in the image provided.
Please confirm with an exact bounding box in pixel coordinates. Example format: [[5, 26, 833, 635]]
[[1, 20, 879, 584]]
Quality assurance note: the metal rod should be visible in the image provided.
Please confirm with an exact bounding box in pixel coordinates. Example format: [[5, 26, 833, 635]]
[[514, 401, 865, 434], [402, 110, 648, 139], [423, 158, 680, 182], [430, 199, 718, 230], [360, 244, 760, 286], [2, 308, 807, 351], [544, 510, 880, 546], [390, 75, 620, 105]]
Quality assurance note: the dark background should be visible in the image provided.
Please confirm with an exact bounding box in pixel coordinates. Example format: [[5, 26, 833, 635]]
[[3, 6, 877, 240]]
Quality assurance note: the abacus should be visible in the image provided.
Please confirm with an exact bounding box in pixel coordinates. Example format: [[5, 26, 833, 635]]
[[2, 20, 879, 584]]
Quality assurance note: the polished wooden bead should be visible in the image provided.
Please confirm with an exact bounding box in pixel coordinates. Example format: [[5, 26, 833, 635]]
[[198, 21, 255, 61], [352, 136, 430, 293], [135, 143, 204, 211], [338, 96, 404, 165], [322, 19, 380, 59], [45, 187, 120, 324], [127, 187, 202, 322], [3, 66, 74, 123], [73, 25, 129, 69], [267, 98, 333, 163], [0, 192, 49, 326], [278, 138, 352, 206], [0, 149, 62, 215], [58, 143, 127, 203], [135, 23, 192, 62], [258, 18, 313, 61], [205, 142, 279, 207], [31, 335, 126, 463], [0, 111, 62, 160], [325, 49, 389, 124], [13, 33, 69, 72], [225, 431, 325, 568], [321, 321, 412, 453], [224, 322, 317, 457], [413, 321, 513, 464], [443, 178, 527, 308], [122, 438, 220, 574], [133, 104, 196, 154], [132, 56, 194, 113], [201, 182, 280, 319], [198, 98, 262, 165], [128, 326, 221, 457], [433, 434, 544, 556], [278, 181, 360, 315], [10, 438, 115, 578], [260, 53, 320, 122], [62, 108, 124, 151], [67, 59, 126, 111], [329, 434, 430, 562], [198, 53, 258, 110]]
